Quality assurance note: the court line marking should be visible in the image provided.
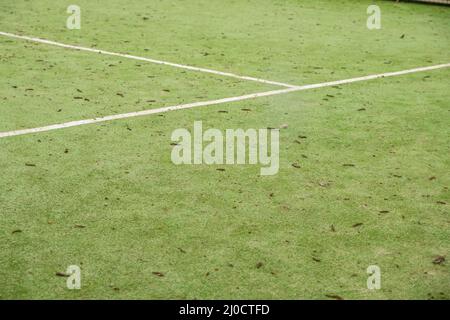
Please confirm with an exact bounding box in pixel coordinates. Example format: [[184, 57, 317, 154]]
[[0, 31, 298, 89], [0, 88, 298, 138], [1, 62, 449, 139]]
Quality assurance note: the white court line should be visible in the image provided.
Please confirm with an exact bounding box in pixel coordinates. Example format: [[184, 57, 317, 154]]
[[0, 31, 297, 89], [1, 62, 449, 139], [0, 88, 299, 138]]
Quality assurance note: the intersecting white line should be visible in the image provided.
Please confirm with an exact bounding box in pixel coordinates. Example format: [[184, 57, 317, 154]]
[[1, 62, 449, 139], [0, 31, 298, 89], [1, 31, 450, 139]]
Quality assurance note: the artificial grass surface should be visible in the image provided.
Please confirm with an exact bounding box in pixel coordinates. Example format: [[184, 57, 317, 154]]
[[0, 39, 272, 131], [1, 0, 449, 85], [0, 0, 449, 299]]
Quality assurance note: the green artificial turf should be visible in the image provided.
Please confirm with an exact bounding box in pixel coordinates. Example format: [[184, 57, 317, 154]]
[[0, 39, 273, 131], [0, 0, 449, 299]]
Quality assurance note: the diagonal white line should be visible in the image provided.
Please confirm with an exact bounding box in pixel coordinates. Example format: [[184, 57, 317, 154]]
[[0, 31, 298, 89], [0, 88, 298, 138], [295, 62, 450, 89], [1, 61, 449, 139]]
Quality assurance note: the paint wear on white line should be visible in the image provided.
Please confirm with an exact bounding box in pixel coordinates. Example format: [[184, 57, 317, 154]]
[[0, 31, 297, 89], [1, 60, 449, 139]]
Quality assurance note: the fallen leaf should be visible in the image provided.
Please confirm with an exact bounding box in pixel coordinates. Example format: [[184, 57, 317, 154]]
[[352, 223, 363, 228], [55, 272, 70, 277], [325, 294, 344, 300], [256, 262, 263, 269], [152, 272, 165, 277], [433, 256, 445, 265], [12, 229, 22, 234], [291, 163, 301, 169]]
